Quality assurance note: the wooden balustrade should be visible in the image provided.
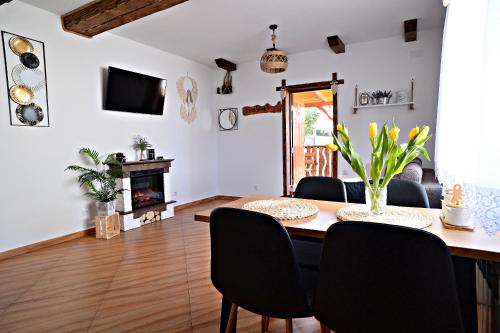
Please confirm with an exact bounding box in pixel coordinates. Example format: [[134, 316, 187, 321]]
[[304, 145, 333, 177]]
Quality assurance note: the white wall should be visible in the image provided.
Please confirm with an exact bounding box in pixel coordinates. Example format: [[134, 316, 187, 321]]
[[215, 29, 443, 197], [0, 2, 218, 252]]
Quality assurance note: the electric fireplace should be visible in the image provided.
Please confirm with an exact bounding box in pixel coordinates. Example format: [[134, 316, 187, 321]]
[[130, 168, 165, 210], [115, 159, 174, 231]]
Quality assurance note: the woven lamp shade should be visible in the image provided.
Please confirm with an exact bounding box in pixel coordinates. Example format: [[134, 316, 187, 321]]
[[260, 49, 288, 73]]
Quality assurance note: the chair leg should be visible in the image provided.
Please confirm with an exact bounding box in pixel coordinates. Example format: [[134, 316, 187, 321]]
[[320, 322, 330, 333], [225, 303, 238, 333], [285, 319, 293, 333], [261, 316, 270, 332]]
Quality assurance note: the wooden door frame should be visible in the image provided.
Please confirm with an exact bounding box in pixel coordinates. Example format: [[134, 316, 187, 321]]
[[277, 73, 344, 196]]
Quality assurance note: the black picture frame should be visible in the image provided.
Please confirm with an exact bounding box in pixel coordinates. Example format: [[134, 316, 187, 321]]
[[218, 108, 238, 131], [2, 31, 50, 127]]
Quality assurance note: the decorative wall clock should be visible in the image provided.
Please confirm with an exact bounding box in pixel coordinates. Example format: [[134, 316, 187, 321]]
[[176, 75, 198, 124], [1, 31, 50, 127]]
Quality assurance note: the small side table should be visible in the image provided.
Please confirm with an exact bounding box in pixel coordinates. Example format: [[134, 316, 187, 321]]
[[95, 213, 120, 239]]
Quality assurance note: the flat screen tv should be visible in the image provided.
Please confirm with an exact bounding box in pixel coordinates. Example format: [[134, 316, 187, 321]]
[[105, 66, 166, 115]]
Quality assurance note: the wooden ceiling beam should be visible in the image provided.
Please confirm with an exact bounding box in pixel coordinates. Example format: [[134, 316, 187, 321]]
[[215, 58, 237, 72], [61, 0, 189, 38], [404, 19, 418, 42], [327, 35, 345, 54]]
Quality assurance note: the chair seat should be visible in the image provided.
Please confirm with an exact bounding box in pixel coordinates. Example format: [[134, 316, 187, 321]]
[[291, 238, 323, 268]]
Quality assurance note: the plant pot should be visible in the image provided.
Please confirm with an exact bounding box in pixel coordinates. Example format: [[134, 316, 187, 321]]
[[139, 150, 146, 161], [372, 97, 392, 105], [96, 201, 116, 216], [365, 186, 387, 215]]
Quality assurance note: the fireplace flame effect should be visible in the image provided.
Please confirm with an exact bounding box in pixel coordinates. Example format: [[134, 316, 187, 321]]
[[133, 191, 145, 198]]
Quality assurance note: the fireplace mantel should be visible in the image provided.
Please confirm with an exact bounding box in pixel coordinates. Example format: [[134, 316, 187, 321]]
[[118, 159, 174, 176]]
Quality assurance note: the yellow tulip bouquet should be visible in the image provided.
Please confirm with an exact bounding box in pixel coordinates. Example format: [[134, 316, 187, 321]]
[[326, 122, 431, 214]]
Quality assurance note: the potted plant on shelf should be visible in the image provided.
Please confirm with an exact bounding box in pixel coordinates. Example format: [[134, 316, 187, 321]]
[[66, 148, 124, 216], [326, 122, 431, 214], [133, 136, 152, 161], [371, 90, 393, 105]]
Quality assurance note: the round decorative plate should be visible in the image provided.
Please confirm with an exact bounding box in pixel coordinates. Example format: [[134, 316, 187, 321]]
[[242, 199, 319, 221], [9, 36, 34, 56], [337, 205, 433, 229], [16, 103, 44, 126], [19, 52, 40, 69], [9, 84, 34, 105], [11, 64, 45, 92]]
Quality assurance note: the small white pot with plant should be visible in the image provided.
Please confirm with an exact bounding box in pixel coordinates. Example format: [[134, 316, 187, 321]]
[[133, 136, 152, 161], [66, 148, 125, 216]]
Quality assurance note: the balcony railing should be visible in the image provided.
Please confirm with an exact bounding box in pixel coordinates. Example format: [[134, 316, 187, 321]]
[[304, 145, 334, 177]]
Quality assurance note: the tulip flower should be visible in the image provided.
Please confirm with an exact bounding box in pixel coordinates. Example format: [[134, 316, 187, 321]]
[[328, 120, 431, 215], [337, 123, 348, 135], [389, 127, 400, 142], [415, 126, 430, 144], [325, 143, 338, 152], [369, 122, 378, 139], [408, 126, 420, 140]]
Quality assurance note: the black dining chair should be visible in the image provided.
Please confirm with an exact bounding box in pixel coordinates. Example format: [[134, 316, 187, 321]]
[[345, 179, 430, 208], [210, 207, 313, 333], [313, 221, 464, 333], [292, 177, 347, 269], [294, 176, 347, 202]]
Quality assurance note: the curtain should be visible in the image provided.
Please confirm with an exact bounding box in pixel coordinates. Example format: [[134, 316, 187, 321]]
[[436, 0, 500, 235]]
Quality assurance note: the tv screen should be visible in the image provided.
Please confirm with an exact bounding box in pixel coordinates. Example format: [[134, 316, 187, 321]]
[[105, 67, 166, 115]]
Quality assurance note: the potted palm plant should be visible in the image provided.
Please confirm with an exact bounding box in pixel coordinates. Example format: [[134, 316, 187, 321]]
[[66, 148, 125, 216], [133, 136, 152, 161], [326, 122, 431, 214]]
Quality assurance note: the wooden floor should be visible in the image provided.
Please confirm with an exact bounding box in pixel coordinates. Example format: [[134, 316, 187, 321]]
[[0, 200, 320, 333]]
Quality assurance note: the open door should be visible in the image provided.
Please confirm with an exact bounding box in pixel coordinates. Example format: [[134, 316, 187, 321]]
[[279, 74, 343, 196]]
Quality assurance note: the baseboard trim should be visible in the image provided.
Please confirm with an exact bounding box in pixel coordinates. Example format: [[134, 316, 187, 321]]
[[0, 227, 96, 261], [174, 195, 241, 213], [0, 195, 240, 261]]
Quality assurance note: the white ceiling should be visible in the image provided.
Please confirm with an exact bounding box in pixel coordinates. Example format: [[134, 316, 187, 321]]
[[20, 0, 445, 67]]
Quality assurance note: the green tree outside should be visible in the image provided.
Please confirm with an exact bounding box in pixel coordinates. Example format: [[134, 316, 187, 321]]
[[304, 110, 320, 136]]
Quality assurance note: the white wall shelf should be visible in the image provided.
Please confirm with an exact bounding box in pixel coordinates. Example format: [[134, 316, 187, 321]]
[[352, 102, 414, 111], [353, 79, 415, 113]]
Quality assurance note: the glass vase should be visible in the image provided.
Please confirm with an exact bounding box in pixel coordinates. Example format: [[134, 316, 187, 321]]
[[96, 201, 116, 216], [365, 186, 387, 215]]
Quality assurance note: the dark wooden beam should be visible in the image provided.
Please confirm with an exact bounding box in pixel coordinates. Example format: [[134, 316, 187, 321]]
[[275, 79, 344, 93], [215, 58, 237, 72], [61, 0, 189, 38], [404, 19, 418, 42], [327, 35, 345, 54]]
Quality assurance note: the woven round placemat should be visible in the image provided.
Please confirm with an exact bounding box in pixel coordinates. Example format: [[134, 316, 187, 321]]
[[337, 205, 433, 229], [242, 199, 319, 221]]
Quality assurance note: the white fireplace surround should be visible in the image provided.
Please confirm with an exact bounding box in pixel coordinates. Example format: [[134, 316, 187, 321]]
[[115, 161, 175, 231]]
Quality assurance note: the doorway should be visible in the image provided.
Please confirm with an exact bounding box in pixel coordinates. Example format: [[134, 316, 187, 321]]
[[291, 89, 336, 186], [279, 76, 342, 196]]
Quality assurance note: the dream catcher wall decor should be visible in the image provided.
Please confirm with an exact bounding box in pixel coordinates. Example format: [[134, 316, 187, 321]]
[[1, 31, 50, 127], [176, 75, 198, 124]]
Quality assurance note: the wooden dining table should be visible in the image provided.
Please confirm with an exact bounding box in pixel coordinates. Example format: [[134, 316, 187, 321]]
[[195, 195, 500, 333]]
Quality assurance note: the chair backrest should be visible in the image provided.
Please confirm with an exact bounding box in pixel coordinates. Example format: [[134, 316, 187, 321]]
[[313, 221, 464, 333], [294, 177, 347, 202], [344, 179, 430, 208], [387, 179, 430, 208], [210, 207, 312, 318]]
